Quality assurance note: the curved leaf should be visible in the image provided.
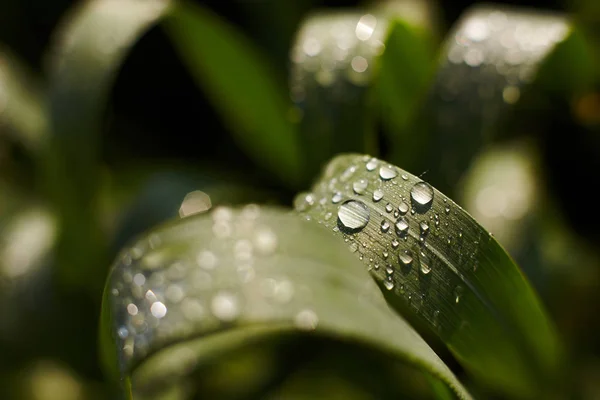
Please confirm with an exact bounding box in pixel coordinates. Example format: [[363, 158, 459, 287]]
[[164, 2, 303, 188], [290, 3, 436, 178], [412, 4, 595, 193], [44, 0, 173, 289], [100, 206, 471, 399], [294, 154, 563, 398]]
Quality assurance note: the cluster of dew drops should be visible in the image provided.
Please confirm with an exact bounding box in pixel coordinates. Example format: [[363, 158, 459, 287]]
[[295, 156, 483, 327]]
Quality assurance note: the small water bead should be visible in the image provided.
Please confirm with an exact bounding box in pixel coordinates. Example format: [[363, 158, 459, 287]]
[[383, 279, 394, 290], [399, 251, 413, 266], [324, 212, 333, 220], [419, 252, 432, 275], [379, 165, 398, 180], [391, 239, 400, 249], [211, 292, 240, 322], [395, 217, 409, 236], [401, 174, 408, 181], [366, 158, 378, 171], [150, 301, 168, 319], [353, 179, 368, 195], [420, 221, 430, 235], [385, 266, 394, 275], [445, 206, 450, 215], [332, 192, 343, 204], [117, 326, 129, 339], [372, 189, 384, 202], [127, 303, 139, 316], [337, 200, 370, 232], [410, 182, 434, 210], [454, 286, 464, 304], [340, 165, 357, 182], [393, 210, 399, 218], [382, 250, 389, 259], [398, 201, 409, 215], [295, 309, 318, 330], [380, 220, 390, 233]]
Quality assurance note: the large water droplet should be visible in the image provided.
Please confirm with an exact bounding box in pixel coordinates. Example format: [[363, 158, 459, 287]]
[[338, 200, 370, 232], [353, 179, 368, 195], [399, 251, 413, 266], [372, 189, 384, 202], [383, 279, 394, 290], [379, 165, 398, 180], [410, 182, 434, 212], [380, 220, 390, 233], [395, 217, 409, 236]]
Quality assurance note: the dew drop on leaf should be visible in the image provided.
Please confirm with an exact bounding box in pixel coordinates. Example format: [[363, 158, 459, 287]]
[[372, 189, 384, 202], [398, 201, 409, 215], [353, 179, 368, 195], [380, 220, 390, 233], [366, 158, 378, 171], [419, 252, 431, 275], [395, 217, 409, 236], [379, 165, 398, 180], [338, 200, 370, 232], [410, 182, 434, 210], [332, 192, 343, 204]]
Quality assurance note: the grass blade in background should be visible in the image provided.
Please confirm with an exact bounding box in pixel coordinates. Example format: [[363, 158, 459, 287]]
[[164, 2, 304, 189], [290, 2, 436, 179], [101, 206, 471, 399], [44, 0, 172, 291], [411, 4, 594, 195], [295, 154, 563, 398], [0, 45, 47, 153]]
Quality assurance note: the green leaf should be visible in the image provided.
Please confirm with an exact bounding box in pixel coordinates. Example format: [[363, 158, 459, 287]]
[[411, 4, 595, 194], [164, 2, 303, 188], [100, 206, 471, 399], [44, 0, 173, 290], [294, 154, 564, 398], [290, 3, 436, 179]]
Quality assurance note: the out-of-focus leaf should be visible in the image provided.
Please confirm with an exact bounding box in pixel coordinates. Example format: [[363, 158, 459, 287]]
[[290, 1, 437, 179], [44, 0, 173, 290], [164, 2, 303, 188], [0, 45, 46, 152], [100, 206, 471, 399], [413, 5, 594, 194], [295, 154, 563, 398]]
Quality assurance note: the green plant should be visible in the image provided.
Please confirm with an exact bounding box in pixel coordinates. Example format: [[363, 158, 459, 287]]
[[1, 0, 600, 399]]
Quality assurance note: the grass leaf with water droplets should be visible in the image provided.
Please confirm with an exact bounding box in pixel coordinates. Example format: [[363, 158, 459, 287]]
[[45, 0, 173, 290], [164, 2, 303, 188], [294, 154, 564, 398], [101, 206, 471, 399]]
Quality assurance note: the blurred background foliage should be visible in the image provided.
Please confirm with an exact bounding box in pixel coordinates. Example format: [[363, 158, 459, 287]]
[[0, 0, 600, 398]]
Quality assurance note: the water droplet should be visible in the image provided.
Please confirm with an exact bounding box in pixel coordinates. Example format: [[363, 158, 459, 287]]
[[150, 301, 167, 319], [384, 279, 394, 290], [444, 206, 450, 215], [254, 228, 278, 255], [117, 326, 129, 339], [380, 220, 390, 233], [454, 286, 464, 304], [294, 192, 315, 211], [391, 239, 400, 249], [197, 250, 218, 269], [419, 252, 431, 275], [410, 182, 434, 212], [340, 165, 357, 182], [295, 309, 318, 330], [372, 189, 384, 202], [401, 174, 408, 181], [395, 217, 409, 236], [338, 200, 370, 232], [127, 303, 138, 316], [385, 203, 393, 213], [382, 250, 389, 259], [398, 201, 409, 215], [420, 221, 430, 235], [366, 158, 378, 171], [332, 192, 343, 204], [324, 212, 333, 220], [399, 251, 413, 266], [393, 211, 399, 218], [379, 165, 398, 180], [211, 292, 240, 322], [353, 179, 368, 195], [348, 242, 358, 252]]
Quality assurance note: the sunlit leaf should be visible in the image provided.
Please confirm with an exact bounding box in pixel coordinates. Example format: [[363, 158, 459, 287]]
[[413, 4, 595, 194], [44, 0, 173, 290], [294, 154, 563, 398], [101, 206, 471, 399], [164, 2, 303, 188]]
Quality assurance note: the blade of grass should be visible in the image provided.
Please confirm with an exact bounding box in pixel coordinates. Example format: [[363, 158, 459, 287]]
[[100, 206, 471, 399], [44, 0, 173, 291], [163, 2, 303, 189], [294, 154, 564, 398]]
